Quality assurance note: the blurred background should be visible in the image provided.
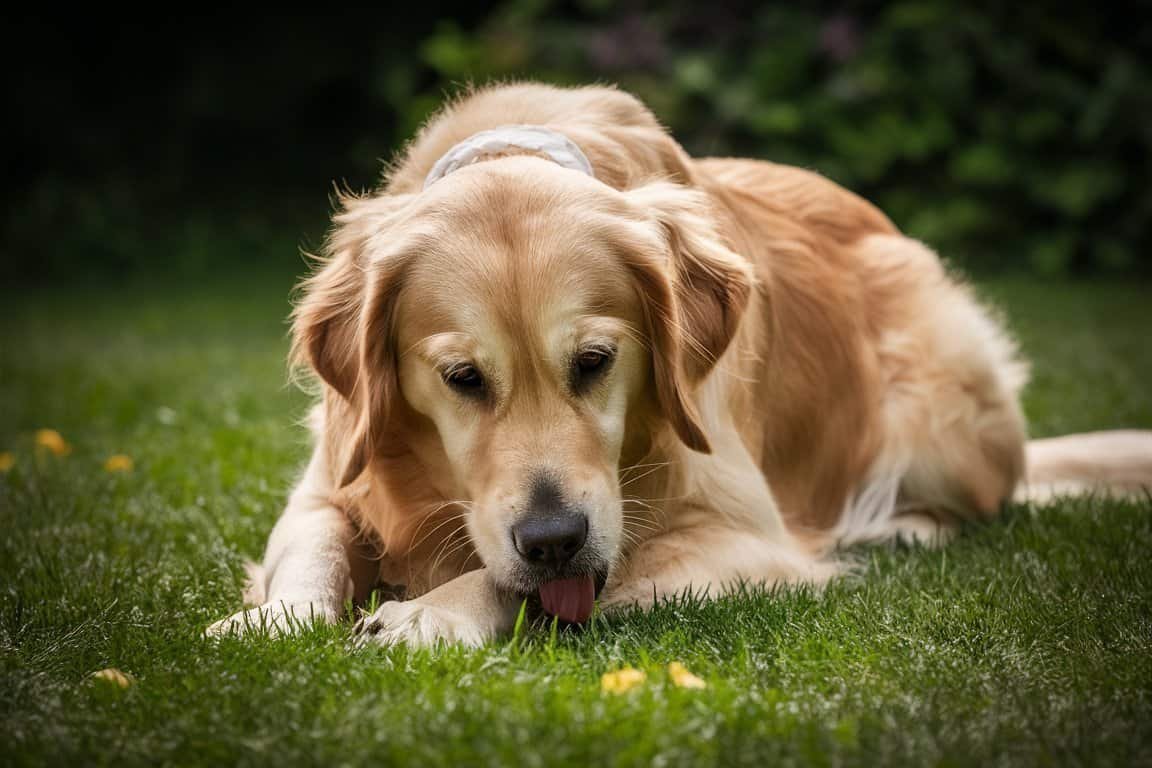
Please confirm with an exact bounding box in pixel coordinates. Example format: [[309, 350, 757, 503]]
[[5, 2, 1151, 286]]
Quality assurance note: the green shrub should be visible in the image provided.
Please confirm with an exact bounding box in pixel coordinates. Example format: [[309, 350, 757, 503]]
[[8, 5, 1149, 279]]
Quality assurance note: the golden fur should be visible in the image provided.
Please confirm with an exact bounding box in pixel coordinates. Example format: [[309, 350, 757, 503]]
[[208, 83, 1152, 645]]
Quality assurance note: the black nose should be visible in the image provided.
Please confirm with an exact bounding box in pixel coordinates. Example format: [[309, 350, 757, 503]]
[[512, 514, 588, 566]]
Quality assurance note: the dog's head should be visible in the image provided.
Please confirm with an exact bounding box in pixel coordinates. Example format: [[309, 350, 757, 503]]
[[293, 156, 751, 616]]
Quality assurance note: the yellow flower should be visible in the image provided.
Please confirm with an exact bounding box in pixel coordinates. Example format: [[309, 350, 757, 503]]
[[35, 429, 72, 457], [90, 668, 134, 688], [667, 662, 707, 689], [104, 454, 134, 473], [0, 452, 13, 472], [601, 666, 646, 694]]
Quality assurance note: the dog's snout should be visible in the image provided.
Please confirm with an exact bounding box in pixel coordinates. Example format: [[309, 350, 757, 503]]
[[512, 514, 588, 566]]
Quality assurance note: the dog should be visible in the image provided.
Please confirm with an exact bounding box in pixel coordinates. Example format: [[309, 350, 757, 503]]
[[207, 83, 1152, 646]]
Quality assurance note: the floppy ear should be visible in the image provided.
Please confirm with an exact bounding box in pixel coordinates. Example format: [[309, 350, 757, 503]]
[[289, 192, 415, 485], [337, 251, 410, 487], [623, 181, 754, 454]]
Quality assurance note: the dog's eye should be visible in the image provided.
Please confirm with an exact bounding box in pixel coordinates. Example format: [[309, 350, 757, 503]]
[[576, 350, 611, 373], [443, 364, 485, 394], [572, 347, 615, 392]]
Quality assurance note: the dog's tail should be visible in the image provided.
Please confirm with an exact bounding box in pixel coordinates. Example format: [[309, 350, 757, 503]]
[[1016, 430, 1152, 504]]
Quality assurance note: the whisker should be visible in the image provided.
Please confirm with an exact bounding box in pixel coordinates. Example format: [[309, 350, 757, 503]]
[[426, 519, 474, 574], [455, 548, 481, 578], [429, 534, 473, 577], [422, 521, 468, 569], [620, 507, 658, 519], [619, 523, 655, 550], [625, 493, 690, 504], [409, 510, 470, 551], [400, 497, 475, 551], [618, 462, 673, 488], [620, 497, 668, 520], [619, 461, 673, 476], [621, 521, 662, 537]]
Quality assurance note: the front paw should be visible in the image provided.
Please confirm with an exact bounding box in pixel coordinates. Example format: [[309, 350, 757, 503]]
[[353, 600, 489, 649], [205, 600, 341, 638]]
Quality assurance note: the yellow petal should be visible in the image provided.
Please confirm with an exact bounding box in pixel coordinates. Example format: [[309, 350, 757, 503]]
[[600, 667, 646, 694], [104, 454, 134, 473], [668, 662, 707, 689], [35, 429, 72, 457], [0, 452, 13, 472], [90, 668, 134, 688]]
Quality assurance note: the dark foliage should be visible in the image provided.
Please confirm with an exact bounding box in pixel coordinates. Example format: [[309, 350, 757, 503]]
[[6, 2, 1151, 281]]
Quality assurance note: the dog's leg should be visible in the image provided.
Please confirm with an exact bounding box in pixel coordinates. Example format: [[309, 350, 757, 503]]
[[600, 525, 836, 613], [206, 445, 360, 637], [352, 569, 521, 648]]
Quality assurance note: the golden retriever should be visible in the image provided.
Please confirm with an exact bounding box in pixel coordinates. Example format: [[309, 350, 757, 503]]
[[208, 83, 1152, 646]]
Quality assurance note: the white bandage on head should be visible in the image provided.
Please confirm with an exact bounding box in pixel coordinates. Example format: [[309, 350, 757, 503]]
[[423, 125, 595, 189]]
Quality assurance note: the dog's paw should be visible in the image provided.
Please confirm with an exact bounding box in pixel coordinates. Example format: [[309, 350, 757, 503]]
[[204, 600, 340, 638], [353, 600, 489, 649], [889, 513, 956, 548]]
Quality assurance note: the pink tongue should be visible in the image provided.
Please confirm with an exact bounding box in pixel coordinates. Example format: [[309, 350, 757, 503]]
[[538, 576, 596, 623]]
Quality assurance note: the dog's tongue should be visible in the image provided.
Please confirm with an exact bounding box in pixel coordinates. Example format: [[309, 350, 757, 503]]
[[539, 576, 596, 623]]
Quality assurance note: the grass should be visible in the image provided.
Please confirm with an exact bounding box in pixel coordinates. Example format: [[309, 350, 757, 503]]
[[1, 272, 1150, 766]]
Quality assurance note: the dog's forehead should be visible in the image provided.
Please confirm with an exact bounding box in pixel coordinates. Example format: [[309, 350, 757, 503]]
[[417, 160, 627, 243], [400, 243, 636, 341], [399, 165, 643, 325]]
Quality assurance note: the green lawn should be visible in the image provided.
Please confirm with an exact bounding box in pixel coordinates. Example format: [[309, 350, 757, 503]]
[[2, 273, 1150, 766]]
